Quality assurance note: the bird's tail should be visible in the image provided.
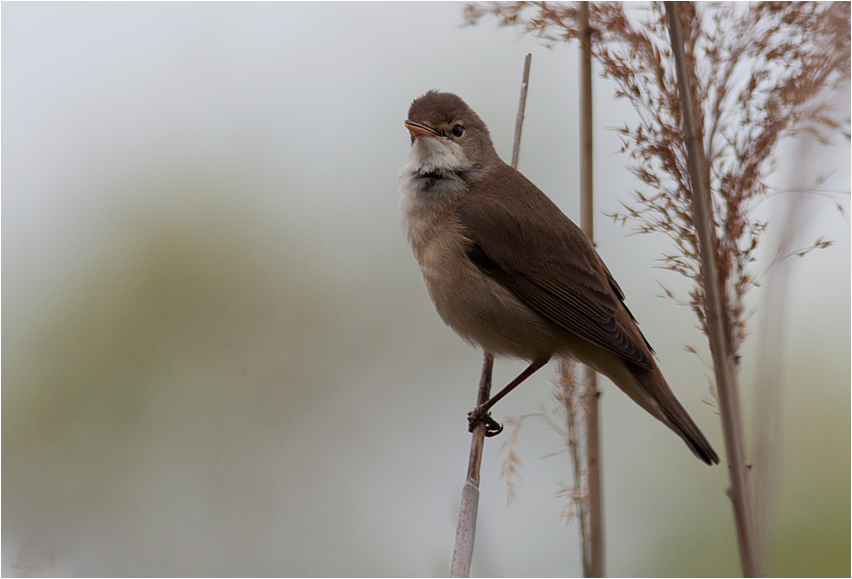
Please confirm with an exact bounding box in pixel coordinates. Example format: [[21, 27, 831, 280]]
[[627, 366, 721, 466], [610, 364, 719, 466], [575, 346, 720, 465]]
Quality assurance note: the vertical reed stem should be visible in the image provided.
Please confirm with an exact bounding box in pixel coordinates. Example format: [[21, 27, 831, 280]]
[[578, 3, 605, 576], [450, 55, 533, 577], [665, 4, 764, 576]]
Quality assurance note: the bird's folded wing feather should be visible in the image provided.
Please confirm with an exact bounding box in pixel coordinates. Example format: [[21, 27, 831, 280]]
[[458, 169, 653, 370]]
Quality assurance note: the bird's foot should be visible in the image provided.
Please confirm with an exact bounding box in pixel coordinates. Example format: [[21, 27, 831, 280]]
[[467, 406, 503, 437]]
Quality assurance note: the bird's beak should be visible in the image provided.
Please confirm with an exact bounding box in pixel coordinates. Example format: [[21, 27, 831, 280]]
[[405, 120, 440, 138]]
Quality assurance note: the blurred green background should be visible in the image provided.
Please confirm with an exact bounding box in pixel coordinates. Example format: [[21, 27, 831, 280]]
[[3, 3, 849, 576]]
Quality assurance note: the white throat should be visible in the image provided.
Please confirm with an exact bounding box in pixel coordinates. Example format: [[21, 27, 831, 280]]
[[399, 136, 473, 203], [399, 136, 474, 257]]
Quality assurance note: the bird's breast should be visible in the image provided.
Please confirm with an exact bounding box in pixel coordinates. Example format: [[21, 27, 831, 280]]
[[406, 210, 559, 361]]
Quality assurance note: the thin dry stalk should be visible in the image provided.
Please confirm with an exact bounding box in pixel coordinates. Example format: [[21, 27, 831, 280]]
[[450, 55, 533, 578], [451, 353, 493, 578], [554, 359, 591, 572], [665, 3, 763, 575], [752, 133, 822, 558], [512, 53, 533, 169], [497, 417, 524, 503], [577, 3, 604, 576], [513, 361, 587, 544]]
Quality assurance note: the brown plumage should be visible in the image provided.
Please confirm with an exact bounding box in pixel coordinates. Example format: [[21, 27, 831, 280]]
[[400, 91, 719, 465]]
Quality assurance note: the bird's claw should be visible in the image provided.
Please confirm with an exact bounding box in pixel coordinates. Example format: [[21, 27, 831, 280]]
[[468, 406, 503, 437]]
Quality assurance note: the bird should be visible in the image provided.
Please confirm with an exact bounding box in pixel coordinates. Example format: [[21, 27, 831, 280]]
[[399, 90, 719, 466]]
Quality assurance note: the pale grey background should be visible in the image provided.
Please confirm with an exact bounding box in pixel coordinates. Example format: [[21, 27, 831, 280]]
[[3, 2, 849, 576]]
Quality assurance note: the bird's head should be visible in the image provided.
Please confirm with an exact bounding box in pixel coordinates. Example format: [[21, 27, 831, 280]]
[[404, 91, 499, 177]]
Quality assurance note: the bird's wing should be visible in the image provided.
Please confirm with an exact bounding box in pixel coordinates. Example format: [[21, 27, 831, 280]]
[[458, 166, 653, 370]]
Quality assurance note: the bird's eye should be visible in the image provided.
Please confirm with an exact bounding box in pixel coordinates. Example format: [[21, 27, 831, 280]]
[[451, 124, 464, 137]]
